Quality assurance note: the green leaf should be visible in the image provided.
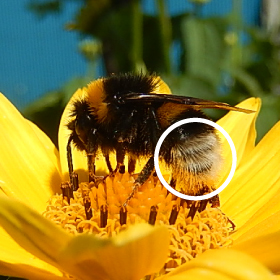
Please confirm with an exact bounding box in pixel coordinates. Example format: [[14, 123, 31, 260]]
[[181, 17, 227, 88], [256, 95, 280, 142], [230, 67, 263, 96]]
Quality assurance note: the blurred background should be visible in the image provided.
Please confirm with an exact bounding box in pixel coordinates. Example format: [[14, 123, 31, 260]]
[[1, 0, 280, 148]]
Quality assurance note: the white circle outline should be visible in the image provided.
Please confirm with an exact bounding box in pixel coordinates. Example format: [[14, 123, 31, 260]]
[[154, 117, 237, 200]]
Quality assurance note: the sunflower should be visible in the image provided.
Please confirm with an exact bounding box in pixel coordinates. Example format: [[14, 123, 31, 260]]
[[0, 90, 279, 280]]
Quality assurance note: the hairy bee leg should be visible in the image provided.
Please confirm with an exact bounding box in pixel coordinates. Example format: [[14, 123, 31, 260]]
[[123, 157, 154, 206], [135, 156, 155, 184], [66, 137, 74, 177], [185, 194, 221, 221], [87, 154, 96, 182], [86, 130, 102, 183], [210, 194, 220, 208], [198, 199, 208, 212], [66, 136, 79, 191], [104, 153, 114, 174], [128, 156, 136, 174], [191, 186, 220, 213], [87, 153, 104, 185], [187, 202, 198, 219], [170, 177, 176, 188], [115, 145, 126, 174]]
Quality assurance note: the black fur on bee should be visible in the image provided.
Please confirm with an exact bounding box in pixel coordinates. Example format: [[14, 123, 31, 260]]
[[66, 73, 252, 199]]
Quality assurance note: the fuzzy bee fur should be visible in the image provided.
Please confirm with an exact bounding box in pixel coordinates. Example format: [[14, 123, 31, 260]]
[[66, 73, 252, 202]]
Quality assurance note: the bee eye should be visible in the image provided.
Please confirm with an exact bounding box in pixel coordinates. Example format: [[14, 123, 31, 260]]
[[114, 94, 125, 104], [75, 116, 91, 144]]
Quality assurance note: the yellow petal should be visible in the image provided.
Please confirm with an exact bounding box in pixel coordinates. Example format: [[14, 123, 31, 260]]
[[232, 194, 280, 241], [221, 120, 280, 228], [159, 248, 274, 280], [0, 196, 71, 269], [0, 195, 169, 280], [161, 268, 234, 280], [27, 119, 62, 174], [0, 93, 61, 212], [0, 260, 65, 280], [233, 210, 280, 242], [233, 229, 280, 274], [217, 98, 260, 194], [58, 224, 169, 280], [0, 227, 63, 278]]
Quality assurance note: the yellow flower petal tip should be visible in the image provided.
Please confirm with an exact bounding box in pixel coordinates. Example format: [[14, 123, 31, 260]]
[[233, 228, 280, 274], [0, 260, 65, 280], [161, 248, 275, 280], [57, 224, 169, 280], [0, 196, 71, 267], [237, 97, 261, 111], [0, 93, 62, 211], [216, 97, 261, 192], [221, 116, 280, 228]]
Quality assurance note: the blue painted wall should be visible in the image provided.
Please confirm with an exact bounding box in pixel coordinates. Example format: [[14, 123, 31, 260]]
[[0, 0, 261, 109], [143, 0, 261, 24], [0, 0, 85, 109]]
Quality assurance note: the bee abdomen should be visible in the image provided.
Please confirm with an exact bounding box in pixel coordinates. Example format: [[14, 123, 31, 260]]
[[171, 132, 222, 176]]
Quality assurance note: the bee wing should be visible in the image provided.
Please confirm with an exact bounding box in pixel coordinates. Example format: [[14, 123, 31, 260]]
[[123, 93, 254, 114]]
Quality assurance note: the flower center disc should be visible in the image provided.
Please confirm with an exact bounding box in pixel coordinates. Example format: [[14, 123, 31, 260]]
[[43, 172, 233, 273]]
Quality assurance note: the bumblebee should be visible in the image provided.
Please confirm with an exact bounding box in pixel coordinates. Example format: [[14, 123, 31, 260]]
[[66, 73, 252, 205]]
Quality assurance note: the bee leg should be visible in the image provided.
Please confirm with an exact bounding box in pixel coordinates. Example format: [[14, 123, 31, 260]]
[[66, 136, 79, 191], [86, 132, 106, 184], [195, 185, 220, 214], [123, 157, 154, 206], [210, 194, 220, 208], [170, 177, 176, 188], [187, 201, 199, 219], [135, 157, 154, 184], [115, 145, 126, 174], [198, 199, 208, 213], [87, 153, 96, 182], [104, 153, 114, 174], [66, 137, 74, 178], [87, 153, 104, 185], [128, 156, 136, 174]]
